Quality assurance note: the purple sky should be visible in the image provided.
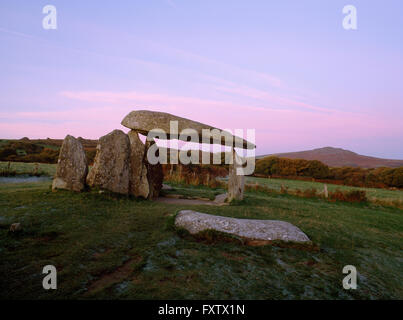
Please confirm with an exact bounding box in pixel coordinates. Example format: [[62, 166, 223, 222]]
[[1, 0, 402, 158]]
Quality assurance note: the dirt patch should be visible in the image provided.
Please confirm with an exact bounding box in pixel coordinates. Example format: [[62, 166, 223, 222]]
[[155, 197, 220, 206], [85, 255, 143, 295]]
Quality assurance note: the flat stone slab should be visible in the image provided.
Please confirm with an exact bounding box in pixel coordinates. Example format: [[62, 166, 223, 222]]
[[121, 110, 255, 149], [175, 210, 310, 243]]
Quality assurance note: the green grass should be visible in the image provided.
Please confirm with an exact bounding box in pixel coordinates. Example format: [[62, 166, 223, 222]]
[[0, 161, 56, 177], [0, 178, 402, 300], [3, 162, 402, 202], [246, 176, 403, 202]]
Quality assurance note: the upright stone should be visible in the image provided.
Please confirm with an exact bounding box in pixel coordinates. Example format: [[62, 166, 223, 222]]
[[228, 149, 245, 201], [86, 130, 130, 194], [144, 139, 163, 199], [52, 135, 88, 192], [128, 130, 149, 198]]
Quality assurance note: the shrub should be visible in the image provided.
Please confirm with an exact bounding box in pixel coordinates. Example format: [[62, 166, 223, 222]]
[[303, 188, 318, 198], [256, 156, 403, 189], [0, 147, 16, 159], [329, 189, 367, 203], [345, 190, 367, 202], [256, 157, 329, 178]]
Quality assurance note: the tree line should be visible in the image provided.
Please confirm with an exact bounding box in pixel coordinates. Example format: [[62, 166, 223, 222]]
[[0, 141, 96, 164], [255, 156, 403, 188]]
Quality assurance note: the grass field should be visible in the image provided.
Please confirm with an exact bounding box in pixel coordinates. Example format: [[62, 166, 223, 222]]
[[4, 161, 403, 203], [0, 161, 56, 177], [0, 177, 402, 299], [246, 176, 403, 202]]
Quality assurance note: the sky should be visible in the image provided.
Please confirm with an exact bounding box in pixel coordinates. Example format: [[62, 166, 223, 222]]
[[0, 0, 402, 158]]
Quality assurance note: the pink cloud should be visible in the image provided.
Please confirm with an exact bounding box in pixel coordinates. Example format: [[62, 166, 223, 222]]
[[1, 89, 401, 157]]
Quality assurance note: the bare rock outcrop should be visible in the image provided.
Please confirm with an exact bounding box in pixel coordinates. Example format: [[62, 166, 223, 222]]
[[175, 210, 311, 243], [52, 135, 88, 192], [86, 130, 130, 194]]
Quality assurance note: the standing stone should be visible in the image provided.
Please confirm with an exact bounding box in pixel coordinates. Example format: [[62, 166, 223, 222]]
[[228, 149, 245, 202], [52, 135, 88, 192], [86, 130, 130, 194], [144, 139, 163, 199], [128, 130, 149, 198], [324, 184, 328, 198]]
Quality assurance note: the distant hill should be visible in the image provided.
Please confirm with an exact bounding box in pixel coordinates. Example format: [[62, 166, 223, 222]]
[[257, 147, 403, 168]]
